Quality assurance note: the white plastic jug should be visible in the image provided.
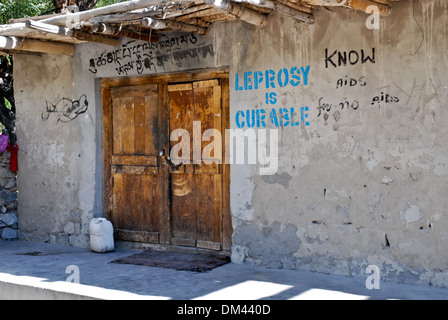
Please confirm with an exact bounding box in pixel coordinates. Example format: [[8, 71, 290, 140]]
[[89, 218, 115, 253]]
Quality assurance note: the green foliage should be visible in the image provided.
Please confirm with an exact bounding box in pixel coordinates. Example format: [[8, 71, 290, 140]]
[[0, 0, 123, 25], [0, 0, 54, 24], [4, 98, 11, 110], [95, 0, 123, 8]]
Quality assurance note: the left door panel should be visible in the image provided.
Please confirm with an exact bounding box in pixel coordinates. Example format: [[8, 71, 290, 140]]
[[104, 84, 169, 244]]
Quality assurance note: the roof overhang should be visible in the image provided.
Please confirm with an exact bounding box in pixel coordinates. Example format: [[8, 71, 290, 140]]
[[0, 0, 396, 56]]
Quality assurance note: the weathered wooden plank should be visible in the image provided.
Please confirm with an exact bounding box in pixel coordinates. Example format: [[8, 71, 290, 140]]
[[38, 0, 202, 27], [170, 173, 197, 240], [221, 77, 232, 252], [169, 84, 194, 166], [168, 83, 193, 92], [144, 91, 160, 156], [111, 96, 132, 155], [26, 20, 120, 46], [0, 36, 75, 55], [193, 79, 219, 88], [112, 155, 157, 166], [112, 165, 158, 175], [121, 97, 136, 155], [111, 174, 125, 229], [194, 81, 221, 174], [197, 240, 222, 251], [195, 174, 223, 244], [171, 238, 196, 247], [232, 0, 314, 22], [92, 23, 159, 42], [174, 18, 211, 28], [134, 96, 147, 155], [306, 0, 390, 15], [174, 7, 221, 21], [115, 229, 160, 243], [275, 0, 313, 14], [204, 0, 267, 26], [162, 3, 210, 19], [102, 86, 113, 220], [158, 82, 171, 245], [141, 17, 208, 35]]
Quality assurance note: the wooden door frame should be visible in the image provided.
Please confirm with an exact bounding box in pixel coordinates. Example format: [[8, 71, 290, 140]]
[[101, 68, 232, 251]]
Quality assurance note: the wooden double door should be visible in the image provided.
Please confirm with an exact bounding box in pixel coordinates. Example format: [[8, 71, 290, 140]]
[[102, 71, 231, 252]]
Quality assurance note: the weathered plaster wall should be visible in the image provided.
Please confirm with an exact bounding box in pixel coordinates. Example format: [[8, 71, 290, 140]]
[[14, 0, 448, 287], [225, 0, 448, 287], [15, 54, 95, 247]]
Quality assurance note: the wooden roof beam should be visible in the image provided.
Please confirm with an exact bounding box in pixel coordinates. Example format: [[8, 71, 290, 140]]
[[232, 0, 314, 23], [173, 7, 220, 20], [275, 0, 314, 14], [88, 8, 161, 25], [174, 18, 212, 28], [161, 3, 211, 19], [343, 0, 391, 15], [38, 0, 203, 28], [142, 17, 209, 35], [0, 36, 74, 55], [92, 23, 159, 42], [307, 0, 391, 16], [204, 0, 267, 27], [26, 20, 120, 46]]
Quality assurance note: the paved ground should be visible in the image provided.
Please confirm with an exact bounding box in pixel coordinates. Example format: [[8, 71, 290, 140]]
[[0, 240, 447, 300]]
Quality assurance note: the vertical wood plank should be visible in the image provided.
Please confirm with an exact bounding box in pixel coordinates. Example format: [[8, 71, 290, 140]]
[[168, 83, 194, 168], [111, 174, 124, 229], [145, 93, 159, 156], [221, 77, 232, 251], [171, 173, 197, 240], [102, 85, 113, 220], [158, 82, 171, 244], [122, 98, 136, 155], [195, 174, 222, 243], [134, 96, 146, 155], [193, 81, 223, 243]]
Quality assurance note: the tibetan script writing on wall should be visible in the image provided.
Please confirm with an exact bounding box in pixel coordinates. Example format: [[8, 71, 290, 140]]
[[88, 33, 214, 76]]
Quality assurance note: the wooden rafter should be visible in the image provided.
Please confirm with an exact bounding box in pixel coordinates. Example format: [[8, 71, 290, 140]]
[[92, 23, 159, 42], [306, 0, 391, 16], [0, 36, 74, 55], [205, 0, 268, 26], [26, 20, 119, 46], [142, 17, 208, 35]]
